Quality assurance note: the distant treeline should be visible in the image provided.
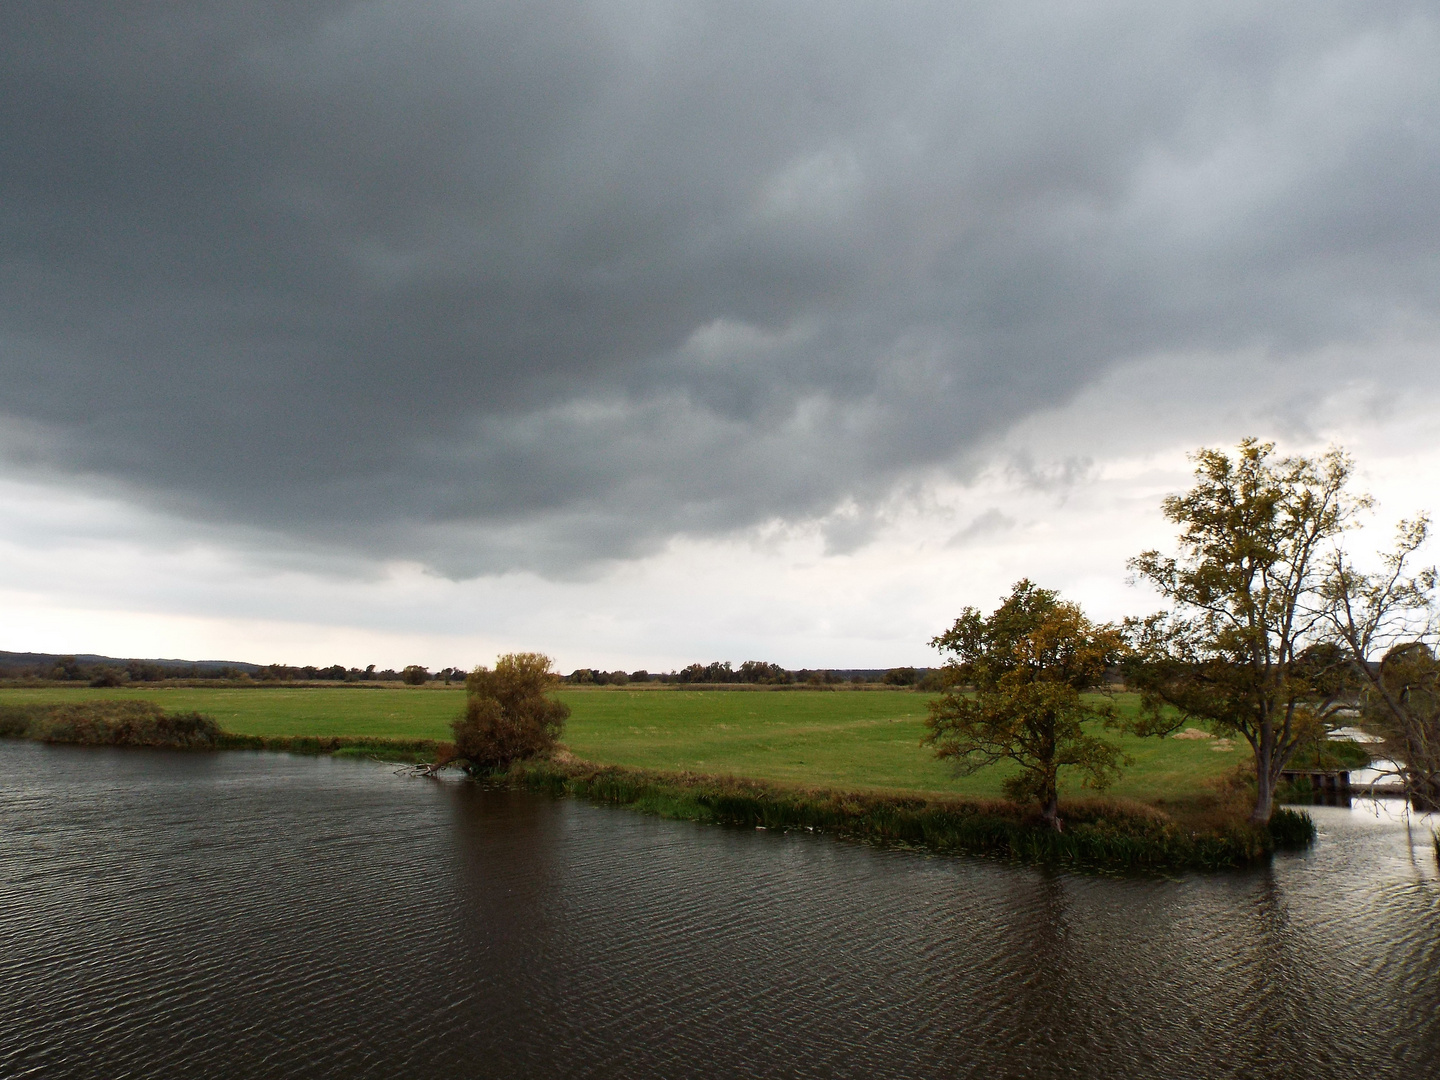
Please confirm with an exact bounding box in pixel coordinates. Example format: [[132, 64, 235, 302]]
[[246, 664, 467, 685], [564, 662, 941, 688], [0, 650, 936, 690], [0, 652, 465, 687], [0, 654, 253, 685]]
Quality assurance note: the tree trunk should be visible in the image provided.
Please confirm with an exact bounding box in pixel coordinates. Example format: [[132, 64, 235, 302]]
[[1250, 769, 1274, 824], [1249, 721, 1276, 824], [1041, 789, 1063, 832]]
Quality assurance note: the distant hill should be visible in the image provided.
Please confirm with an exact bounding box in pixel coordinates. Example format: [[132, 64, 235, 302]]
[[0, 651, 260, 674]]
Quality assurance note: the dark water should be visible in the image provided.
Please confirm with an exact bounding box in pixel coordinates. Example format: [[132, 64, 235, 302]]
[[3, 744, 1439, 1079]]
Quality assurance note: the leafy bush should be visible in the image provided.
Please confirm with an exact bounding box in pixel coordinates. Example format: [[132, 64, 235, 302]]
[[0, 704, 44, 738], [451, 653, 570, 772]]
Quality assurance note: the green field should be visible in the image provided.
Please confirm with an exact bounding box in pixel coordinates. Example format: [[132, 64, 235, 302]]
[[0, 685, 1242, 802]]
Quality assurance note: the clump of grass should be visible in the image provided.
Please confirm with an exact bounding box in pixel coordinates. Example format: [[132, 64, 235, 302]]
[[1266, 807, 1317, 849], [498, 759, 1303, 871], [0, 700, 220, 749]]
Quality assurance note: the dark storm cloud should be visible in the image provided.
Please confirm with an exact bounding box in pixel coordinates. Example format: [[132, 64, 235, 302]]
[[2, 0, 1438, 573]]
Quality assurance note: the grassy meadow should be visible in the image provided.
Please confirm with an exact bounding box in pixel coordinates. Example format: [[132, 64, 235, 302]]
[[0, 684, 1243, 803]]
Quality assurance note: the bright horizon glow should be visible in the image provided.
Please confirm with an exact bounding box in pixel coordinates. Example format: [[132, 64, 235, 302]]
[[5, 349, 1435, 672]]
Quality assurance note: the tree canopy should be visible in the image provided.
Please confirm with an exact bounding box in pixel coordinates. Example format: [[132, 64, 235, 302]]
[[1320, 516, 1440, 807], [925, 580, 1127, 830], [1127, 438, 1369, 822]]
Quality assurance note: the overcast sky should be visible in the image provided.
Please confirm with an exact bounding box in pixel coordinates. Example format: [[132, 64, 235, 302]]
[[2, 0, 1438, 670]]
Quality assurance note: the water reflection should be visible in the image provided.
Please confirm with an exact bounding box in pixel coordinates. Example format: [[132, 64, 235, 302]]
[[1, 743, 1438, 1079]]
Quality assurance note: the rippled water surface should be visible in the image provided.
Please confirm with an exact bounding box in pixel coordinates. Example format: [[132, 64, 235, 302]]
[[3, 743, 1439, 1079]]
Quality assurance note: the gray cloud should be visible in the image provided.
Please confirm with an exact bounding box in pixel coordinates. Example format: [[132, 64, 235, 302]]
[[948, 509, 1017, 548], [2, 0, 1439, 574]]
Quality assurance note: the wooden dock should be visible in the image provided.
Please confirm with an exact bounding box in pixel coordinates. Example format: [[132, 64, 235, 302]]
[[1281, 769, 1351, 794], [1280, 769, 1409, 800]]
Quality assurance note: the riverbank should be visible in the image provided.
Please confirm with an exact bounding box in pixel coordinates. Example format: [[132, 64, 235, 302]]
[[0, 696, 1313, 871], [495, 758, 1312, 872], [0, 684, 1245, 802]]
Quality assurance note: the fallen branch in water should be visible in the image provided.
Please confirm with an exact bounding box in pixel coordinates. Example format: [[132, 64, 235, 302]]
[[384, 743, 458, 778], [383, 757, 451, 778]]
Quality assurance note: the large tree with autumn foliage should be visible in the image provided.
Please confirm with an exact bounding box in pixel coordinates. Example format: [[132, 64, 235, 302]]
[[925, 580, 1127, 831], [1127, 439, 1369, 823]]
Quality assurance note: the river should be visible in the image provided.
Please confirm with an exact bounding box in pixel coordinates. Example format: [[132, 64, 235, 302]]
[[2, 742, 1438, 1079]]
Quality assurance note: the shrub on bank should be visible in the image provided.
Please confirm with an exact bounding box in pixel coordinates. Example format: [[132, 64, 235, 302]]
[[0, 700, 220, 748], [452, 653, 569, 772], [0, 704, 42, 738], [0, 702, 453, 761]]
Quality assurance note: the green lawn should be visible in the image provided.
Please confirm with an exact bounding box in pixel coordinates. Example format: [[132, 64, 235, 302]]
[[0, 685, 1243, 801]]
